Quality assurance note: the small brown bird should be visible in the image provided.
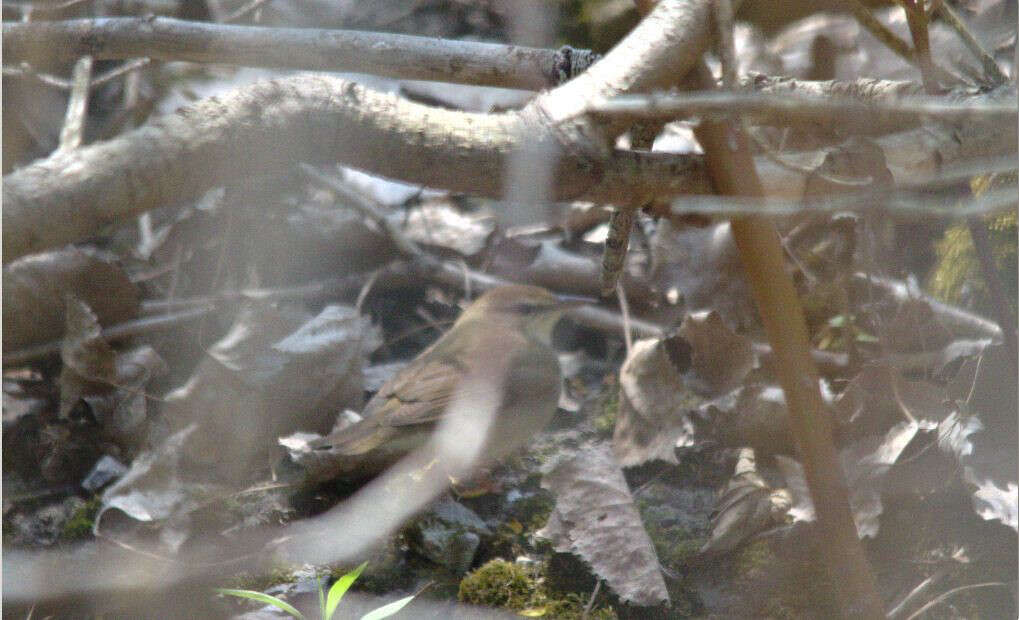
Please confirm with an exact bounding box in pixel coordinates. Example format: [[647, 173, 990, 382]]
[[310, 284, 583, 472]]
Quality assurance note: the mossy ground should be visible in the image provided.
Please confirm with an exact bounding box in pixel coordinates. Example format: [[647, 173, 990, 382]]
[[592, 381, 620, 437], [60, 496, 101, 541], [929, 173, 1017, 315], [458, 558, 616, 619]]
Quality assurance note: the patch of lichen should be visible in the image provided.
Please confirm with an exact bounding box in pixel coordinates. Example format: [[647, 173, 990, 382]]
[[458, 559, 616, 618], [733, 540, 838, 616], [60, 496, 101, 541], [633, 498, 706, 614], [637, 501, 705, 570], [928, 175, 1017, 315], [224, 564, 297, 593], [592, 386, 620, 437], [733, 539, 776, 580]]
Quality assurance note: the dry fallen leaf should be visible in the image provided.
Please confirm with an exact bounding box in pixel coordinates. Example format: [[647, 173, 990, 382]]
[[398, 200, 495, 256], [613, 337, 699, 467], [537, 442, 669, 607], [944, 345, 1018, 530], [676, 310, 757, 397], [162, 302, 379, 480], [701, 448, 791, 556], [776, 418, 936, 539], [3, 247, 139, 351], [58, 296, 166, 448], [833, 364, 952, 440]]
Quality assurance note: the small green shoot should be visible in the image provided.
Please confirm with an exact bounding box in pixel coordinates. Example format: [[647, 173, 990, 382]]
[[324, 562, 367, 620], [359, 594, 415, 620], [216, 588, 305, 619], [218, 562, 414, 620]]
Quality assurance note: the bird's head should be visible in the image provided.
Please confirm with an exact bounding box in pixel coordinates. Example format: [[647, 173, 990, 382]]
[[458, 284, 587, 345]]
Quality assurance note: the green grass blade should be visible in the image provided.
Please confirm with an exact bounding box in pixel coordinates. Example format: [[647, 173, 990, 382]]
[[216, 588, 305, 619], [359, 595, 415, 620], [324, 561, 367, 620]]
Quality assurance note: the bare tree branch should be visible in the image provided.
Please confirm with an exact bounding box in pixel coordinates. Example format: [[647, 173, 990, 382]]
[[0, 74, 713, 262], [2, 16, 598, 91], [584, 89, 1017, 132], [3, 0, 723, 262]]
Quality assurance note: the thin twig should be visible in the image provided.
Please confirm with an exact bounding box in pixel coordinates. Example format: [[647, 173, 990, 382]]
[[140, 272, 373, 314], [3, 306, 215, 367], [3, 58, 150, 91], [355, 269, 382, 314], [581, 579, 602, 619], [933, 0, 1008, 85], [222, 0, 272, 23], [3, 17, 598, 91], [900, 0, 941, 92], [3, 63, 72, 88], [843, 0, 957, 85], [903, 582, 1009, 620], [92, 57, 150, 88], [615, 281, 633, 355], [584, 90, 1017, 128], [57, 56, 92, 152], [965, 216, 1018, 373]]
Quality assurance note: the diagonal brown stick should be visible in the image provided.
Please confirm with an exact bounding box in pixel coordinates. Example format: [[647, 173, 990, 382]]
[[691, 59, 885, 617]]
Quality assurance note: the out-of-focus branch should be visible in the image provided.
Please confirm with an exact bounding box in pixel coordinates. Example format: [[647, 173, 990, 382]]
[[2, 0, 181, 21], [932, 0, 1008, 84], [842, 0, 957, 85], [584, 90, 1017, 133], [8, 1, 1011, 265], [3, 305, 215, 366], [664, 172, 1017, 218], [3, 0, 726, 263], [0, 75, 712, 262], [2, 17, 598, 91], [5, 73, 1014, 263], [56, 56, 93, 152]]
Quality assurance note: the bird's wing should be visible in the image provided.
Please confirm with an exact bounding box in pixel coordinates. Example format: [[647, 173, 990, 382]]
[[310, 352, 467, 455], [367, 353, 468, 427]]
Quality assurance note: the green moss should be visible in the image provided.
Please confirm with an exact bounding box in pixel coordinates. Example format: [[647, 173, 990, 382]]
[[734, 539, 776, 579], [928, 175, 1017, 315], [60, 497, 101, 541], [458, 559, 537, 609], [539, 592, 617, 619], [592, 388, 620, 437], [636, 500, 705, 571], [458, 559, 616, 618]]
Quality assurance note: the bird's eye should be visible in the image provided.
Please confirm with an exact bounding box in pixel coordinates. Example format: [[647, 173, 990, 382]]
[[514, 302, 541, 315]]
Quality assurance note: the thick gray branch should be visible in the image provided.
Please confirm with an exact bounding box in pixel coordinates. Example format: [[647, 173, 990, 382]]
[[0, 74, 711, 261], [8, 0, 1010, 264], [2, 17, 597, 91], [3, 0, 722, 262]]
